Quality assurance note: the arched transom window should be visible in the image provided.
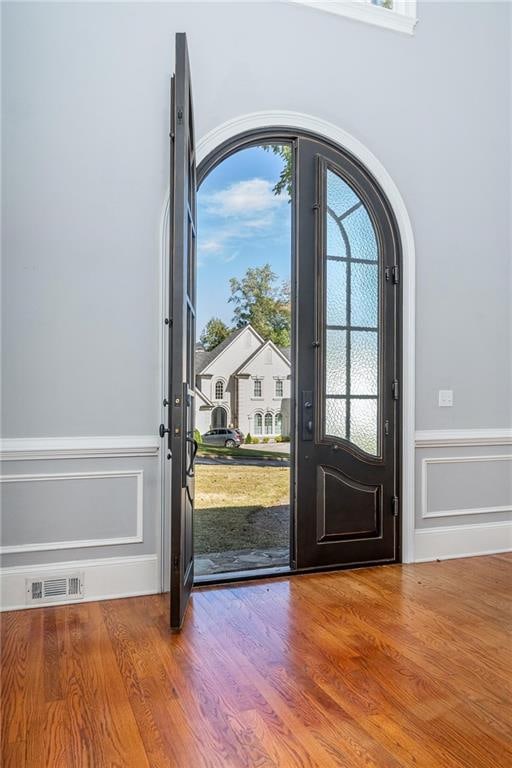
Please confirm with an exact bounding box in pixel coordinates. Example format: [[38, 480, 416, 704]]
[[215, 380, 224, 400]]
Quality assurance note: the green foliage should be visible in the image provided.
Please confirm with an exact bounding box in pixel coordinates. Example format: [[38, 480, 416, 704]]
[[229, 264, 291, 347], [252, 437, 260, 444], [245, 433, 253, 444], [281, 435, 290, 443], [200, 317, 231, 351], [262, 437, 270, 444], [275, 435, 283, 443], [194, 429, 202, 445], [263, 144, 292, 200]]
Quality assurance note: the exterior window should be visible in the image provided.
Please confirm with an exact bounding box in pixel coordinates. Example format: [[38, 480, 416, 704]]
[[254, 413, 263, 435], [275, 379, 283, 398], [215, 380, 224, 400], [253, 379, 262, 398], [275, 413, 282, 435], [292, 0, 417, 35], [264, 413, 273, 435]]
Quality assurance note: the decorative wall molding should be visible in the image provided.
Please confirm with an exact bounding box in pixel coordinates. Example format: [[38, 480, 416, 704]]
[[0, 435, 159, 462], [0, 554, 159, 612], [421, 455, 512, 520], [162, 109, 416, 563], [414, 521, 512, 563], [0, 470, 144, 555], [288, 0, 418, 35], [415, 428, 512, 449]]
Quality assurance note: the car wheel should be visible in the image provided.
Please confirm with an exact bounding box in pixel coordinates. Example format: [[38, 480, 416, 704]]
[[225, 439, 236, 448]]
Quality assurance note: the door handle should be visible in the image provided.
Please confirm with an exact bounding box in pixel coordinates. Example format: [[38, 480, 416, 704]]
[[302, 391, 313, 441], [185, 437, 198, 477], [159, 423, 170, 438]]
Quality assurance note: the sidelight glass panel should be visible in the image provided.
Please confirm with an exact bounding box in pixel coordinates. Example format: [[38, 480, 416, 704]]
[[351, 263, 378, 327], [350, 399, 378, 455], [325, 399, 346, 439], [326, 330, 347, 395], [326, 260, 347, 325], [351, 331, 378, 395], [323, 164, 380, 455]]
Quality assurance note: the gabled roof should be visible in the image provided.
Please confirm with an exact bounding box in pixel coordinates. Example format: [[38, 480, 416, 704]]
[[195, 324, 264, 375], [235, 338, 291, 376], [195, 387, 214, 408]]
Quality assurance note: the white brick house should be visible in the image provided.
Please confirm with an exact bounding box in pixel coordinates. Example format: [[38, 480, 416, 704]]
[[195, 324, 291, 439]]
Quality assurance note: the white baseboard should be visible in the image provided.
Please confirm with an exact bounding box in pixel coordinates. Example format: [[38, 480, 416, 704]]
[[414, 521, 512, 563], [0, 554, 159, 611]]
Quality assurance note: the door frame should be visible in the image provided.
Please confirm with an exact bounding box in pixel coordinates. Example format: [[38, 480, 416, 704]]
[[159, 111, 416, 589]]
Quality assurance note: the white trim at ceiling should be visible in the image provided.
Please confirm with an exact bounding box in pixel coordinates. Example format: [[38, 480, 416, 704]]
[[161, 110, 416, 563], [287, 0, 418, 35]]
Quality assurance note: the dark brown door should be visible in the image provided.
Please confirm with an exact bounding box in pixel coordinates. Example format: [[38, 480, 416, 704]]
[[162, 33, 197, 629], [295, 138, 400, 570]]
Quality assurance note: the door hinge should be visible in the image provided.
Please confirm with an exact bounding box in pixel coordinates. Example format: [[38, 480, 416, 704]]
[[385, 265, 400, 284], [392, 379, 399, 400], [173, 555, 179, 570], [392, 497, 399, 517], [384, 419, 390, 436], [177, 108, 183, 124]]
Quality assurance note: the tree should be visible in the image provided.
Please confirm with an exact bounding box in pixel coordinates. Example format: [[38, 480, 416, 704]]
[[200, 317, 231, 351], [229, 264, 291, 347], [264, 144, 292, 199]]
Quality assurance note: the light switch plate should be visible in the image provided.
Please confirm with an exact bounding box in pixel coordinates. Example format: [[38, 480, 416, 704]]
[[438, 389, 453, 407]]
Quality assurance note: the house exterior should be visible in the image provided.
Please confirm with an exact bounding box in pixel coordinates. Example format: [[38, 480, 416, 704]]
[[195, 325, 291, 439]]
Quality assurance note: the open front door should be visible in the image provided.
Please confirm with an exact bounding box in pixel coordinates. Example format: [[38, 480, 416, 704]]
[[162, 33, 197, 630], [295, 137, 400, 570]]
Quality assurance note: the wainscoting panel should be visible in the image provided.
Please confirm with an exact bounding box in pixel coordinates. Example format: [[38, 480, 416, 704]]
[[1, 437, 161, 607], [421, 455, 512, 519], [1, 470, 143, 554], [414, 429, 512, 561]]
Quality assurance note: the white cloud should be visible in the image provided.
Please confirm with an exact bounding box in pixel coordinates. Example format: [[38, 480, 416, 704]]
[[199, 238, 223, 254], [204, 178, 286, 218]]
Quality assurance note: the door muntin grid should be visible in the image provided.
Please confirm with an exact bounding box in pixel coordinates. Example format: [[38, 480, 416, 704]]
[[321, 164, 381, 457]]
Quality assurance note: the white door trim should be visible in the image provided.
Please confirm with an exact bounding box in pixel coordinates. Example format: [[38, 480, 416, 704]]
[[160, 110, 416, 564]]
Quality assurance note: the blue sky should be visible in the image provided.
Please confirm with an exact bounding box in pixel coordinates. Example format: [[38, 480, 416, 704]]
[[196, 145, 292, 336]]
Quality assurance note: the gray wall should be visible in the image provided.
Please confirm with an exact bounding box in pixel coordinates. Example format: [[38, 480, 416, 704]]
[[1, 2, 511, 577]]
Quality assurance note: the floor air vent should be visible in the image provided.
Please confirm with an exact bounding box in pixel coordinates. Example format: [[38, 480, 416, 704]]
[[26, 573, 85, 605]]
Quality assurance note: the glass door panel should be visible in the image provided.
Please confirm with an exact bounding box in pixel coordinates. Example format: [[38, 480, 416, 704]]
[[323, 168, 380, 456]]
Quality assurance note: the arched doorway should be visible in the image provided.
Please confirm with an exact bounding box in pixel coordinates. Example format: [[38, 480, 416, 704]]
[[161, 107, 416, 608], [211, 406, 227, 429]]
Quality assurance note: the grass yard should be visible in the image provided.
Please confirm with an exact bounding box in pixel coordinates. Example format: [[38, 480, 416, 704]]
[[194, 463, 290, 554], [197, 444, 289, 460]]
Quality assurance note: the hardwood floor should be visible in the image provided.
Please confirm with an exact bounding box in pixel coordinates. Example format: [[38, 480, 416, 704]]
[[2, 555, 511, 767]]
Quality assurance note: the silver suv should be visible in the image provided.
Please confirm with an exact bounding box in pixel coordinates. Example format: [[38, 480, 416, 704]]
[[201, 428, 242, 448]]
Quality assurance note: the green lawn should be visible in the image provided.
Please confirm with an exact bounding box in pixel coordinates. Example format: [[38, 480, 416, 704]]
[[197, 444, 289, 460], [194, 463, 290, 554]]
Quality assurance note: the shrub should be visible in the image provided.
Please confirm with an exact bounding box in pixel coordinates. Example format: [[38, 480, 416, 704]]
[[245, 433, 253, 444], [275, 435, 283, 443], [194, 428, 202, 444], [262, 437, 270, 444], [281, 435, 290, 443], [252, 437, 260, 444]]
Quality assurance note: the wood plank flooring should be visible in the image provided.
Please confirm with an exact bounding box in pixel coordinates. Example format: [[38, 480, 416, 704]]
[[2, 554, 511, 767]]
